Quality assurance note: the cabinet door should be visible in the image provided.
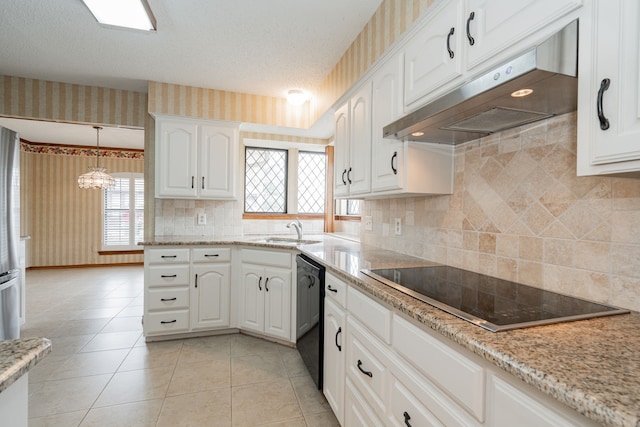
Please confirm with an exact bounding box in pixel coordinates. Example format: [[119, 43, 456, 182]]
[[344, 378, 385, 427], [156, 119, 198, 198], [334, 102, 350, 197], [465, 0, 582, 70], [199, 125, 237, 199], [191, 264, 230, 330], [323, 298, 346, 425], [263, 267, 291, 340], [348, 83, 372, 195], [372, 53, 406, 192], [239, 265, 265, 333], [587, 0, 640, 166], [404, 0, 464, 107]]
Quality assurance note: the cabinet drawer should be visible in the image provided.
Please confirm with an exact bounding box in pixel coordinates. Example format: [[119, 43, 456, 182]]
[[393, 315, 485, 421], [145, 248, 190, 264], [147, 265, 190, 287], [144, 310, 189, 335], [241, 248, 291, 268], [345, 378, 385, 427], [390, 376, 444, 427], [347, 286, 392, 344], [325, 272, 347, 307], [146, 288, 189, 311], [192, 247, 231, 263], [346, 317, 389, 416]]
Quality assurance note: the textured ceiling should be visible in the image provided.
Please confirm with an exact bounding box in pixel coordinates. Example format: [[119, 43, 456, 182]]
[[0, 0, 382, 98]]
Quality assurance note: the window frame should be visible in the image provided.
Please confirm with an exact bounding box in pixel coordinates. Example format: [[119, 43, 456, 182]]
[[244, 146, 289, 214], [297, 150, 327, 215], [101, 172, 144, 252]]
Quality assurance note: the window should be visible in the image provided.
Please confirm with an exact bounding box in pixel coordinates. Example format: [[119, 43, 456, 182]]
[[244, 145, 326, 216], [244, 148, 288, 213], [103, 173, 144, 250], [335, 199, 361, 218], [298, 151, 326, 214]]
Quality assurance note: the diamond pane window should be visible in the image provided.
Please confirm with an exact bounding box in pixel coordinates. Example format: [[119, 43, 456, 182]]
[[347, 200, 361, 216], [298, 151, 326, 214], [245, 148, 288, 213], [103, 173, 144, 250]]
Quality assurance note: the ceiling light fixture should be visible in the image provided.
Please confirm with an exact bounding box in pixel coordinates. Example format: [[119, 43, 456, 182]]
[[411, 131, 425, 137], [511, 88, 534, 98], [81, 0, 157, 31], [78, 126, 116, 190], [287, 89, 308, 106]]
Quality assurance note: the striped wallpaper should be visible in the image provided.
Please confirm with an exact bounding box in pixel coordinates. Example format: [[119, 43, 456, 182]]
[[21, 143, 144, 267]]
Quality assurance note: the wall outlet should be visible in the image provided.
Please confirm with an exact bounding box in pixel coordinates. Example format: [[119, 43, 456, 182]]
[[364, 216, 373, 231], [394, 217, 402, 235], [197, 213, 206, 225]]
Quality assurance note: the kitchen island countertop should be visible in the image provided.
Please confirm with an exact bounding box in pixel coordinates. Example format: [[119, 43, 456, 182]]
[[141, 234, 640, 427], [0, 337, 51, 393]]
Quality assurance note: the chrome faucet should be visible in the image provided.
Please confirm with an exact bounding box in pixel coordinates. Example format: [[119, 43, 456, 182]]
[[286, 219, 303, 240]]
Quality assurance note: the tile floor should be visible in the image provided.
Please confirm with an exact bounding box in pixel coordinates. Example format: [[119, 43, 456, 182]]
[[21, 266, 339, 427]]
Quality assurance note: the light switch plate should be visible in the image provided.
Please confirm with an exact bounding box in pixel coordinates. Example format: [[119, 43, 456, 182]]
[[364, 216, 373, 231], [197, 213, 206, 225]]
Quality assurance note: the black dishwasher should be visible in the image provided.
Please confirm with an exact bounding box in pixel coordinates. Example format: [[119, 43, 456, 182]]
[[296, 253, 325, 389]]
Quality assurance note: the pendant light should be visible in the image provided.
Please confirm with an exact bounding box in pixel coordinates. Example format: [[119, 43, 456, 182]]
[[78, 126, 116, 189]]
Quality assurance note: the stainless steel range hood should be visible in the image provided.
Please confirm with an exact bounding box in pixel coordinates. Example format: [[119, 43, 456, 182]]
[[384, 20, 578, 145]]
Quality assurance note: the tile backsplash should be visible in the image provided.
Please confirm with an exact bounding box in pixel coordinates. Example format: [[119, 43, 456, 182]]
[[362, 112, 640, 312]]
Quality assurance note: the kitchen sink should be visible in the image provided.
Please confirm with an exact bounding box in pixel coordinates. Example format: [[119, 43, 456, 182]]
[[252, 237, 322, 245]]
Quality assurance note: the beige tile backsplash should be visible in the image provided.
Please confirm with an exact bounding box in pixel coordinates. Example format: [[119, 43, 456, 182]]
[[362, 112, 640, 311]]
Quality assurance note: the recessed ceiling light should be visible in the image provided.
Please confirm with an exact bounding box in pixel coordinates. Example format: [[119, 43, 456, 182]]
[[82, 0, 156, 31], [511, 89, 534, 98], [411, 131, 425, 137], [287, 89, 308, 106]]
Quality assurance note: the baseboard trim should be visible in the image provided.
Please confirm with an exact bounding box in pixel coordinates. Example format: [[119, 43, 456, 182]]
[[26, 262, 143, 270]]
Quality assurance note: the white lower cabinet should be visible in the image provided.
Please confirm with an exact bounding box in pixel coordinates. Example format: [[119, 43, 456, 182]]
[[323, 297, 346, 424], [239, 249, 292, 342], [191, 247, 231, 330], [344, 377, 385, 427]]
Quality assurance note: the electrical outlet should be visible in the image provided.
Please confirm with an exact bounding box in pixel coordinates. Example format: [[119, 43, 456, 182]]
[[364, 216, 373, 231], [197, 213, 206, 225], [394, 217, 402, 235]]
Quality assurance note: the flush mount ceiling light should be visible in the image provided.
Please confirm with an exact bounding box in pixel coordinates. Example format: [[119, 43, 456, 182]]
[[511, 88, 534, 98], [287, 89, 308, 106], [411, 131, 425, 137], [78, 126, 116, 190], [81, 0, 156, 31]]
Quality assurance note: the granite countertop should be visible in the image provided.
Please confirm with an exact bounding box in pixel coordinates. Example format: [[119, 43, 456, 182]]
[[0, 337, 51, 393], [142, 234, 639, 427]]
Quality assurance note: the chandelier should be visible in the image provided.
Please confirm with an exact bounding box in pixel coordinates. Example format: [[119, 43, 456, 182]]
[[78, 126, 116, 190]]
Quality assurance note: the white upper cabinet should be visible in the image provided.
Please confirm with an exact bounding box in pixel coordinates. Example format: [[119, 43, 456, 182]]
[[333, 83, 372, 198], [155, 115, 238, 199], [577, 0, 640, 175], [404, 0, 464, 107], [404, 0, 582, 110]]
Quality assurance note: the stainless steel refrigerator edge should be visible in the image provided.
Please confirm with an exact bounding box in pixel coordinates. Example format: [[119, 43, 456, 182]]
[[0, 126, 21, 340]]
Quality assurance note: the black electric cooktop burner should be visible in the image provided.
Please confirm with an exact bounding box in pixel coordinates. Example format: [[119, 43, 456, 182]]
[[361, 265, 629, 332]]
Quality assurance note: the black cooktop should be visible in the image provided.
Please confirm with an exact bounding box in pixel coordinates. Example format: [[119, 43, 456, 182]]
[[361, 265, 629, 332]]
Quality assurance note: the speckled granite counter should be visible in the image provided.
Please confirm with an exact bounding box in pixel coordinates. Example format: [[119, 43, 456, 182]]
[[0, 337, 51, 393], [141, 235, 639, 427]]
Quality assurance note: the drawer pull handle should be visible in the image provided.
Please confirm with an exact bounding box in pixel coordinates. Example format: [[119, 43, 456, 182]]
[[265, 277, 270, 292], [466, 11, 475, 46], [341, 169, 347, 185], [161, 319, 177, 324], [195, 273, 198, 288], [161, 274, 177, 278], [204, 254, 219, 257], [160, 297, 177, 302], [335, 327, 342, 351], [258, 276, 262, 291], [391, 151, 398, 175], [357, 360, 373, 378], [308, 275, 315, 288], [201, 176, 205, 189], [191, 176, 194, 189], [597, 78, 611, 130], [446, 27, 455, 59], [403, 411, 412, 427], [327, 285, 338, 293], [347, 167, 352, 184], [161, 255, 177, 259]]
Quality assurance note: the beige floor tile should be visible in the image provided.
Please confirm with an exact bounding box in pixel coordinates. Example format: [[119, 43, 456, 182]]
[[156, 389, 231, 427], [167, 358, 231, 396], [80, 331, 142, 352], [93, 367, 174, 407], [290, 375, 331, 416], [48, 349, 130, 380], [47, 318, 110, 338], [100, 316, 143, 334], [178, 335, 232, 364], [231, 379, 302, 426], [85, 297, 136, 310], [304, 411, 341, 427], [231, 334, 282, 358], [79, 399, 164, 427], [259, 419, 307, 427], [118, 341, 183, 372], [28, 410, 87, 427], [279, 347, 309, 378], [75, 308, 124, 320], [46, 335, 95, 357], [116, 305, 144, 318], [231, 353, 288, 386], [28, 374, 112, 418]]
